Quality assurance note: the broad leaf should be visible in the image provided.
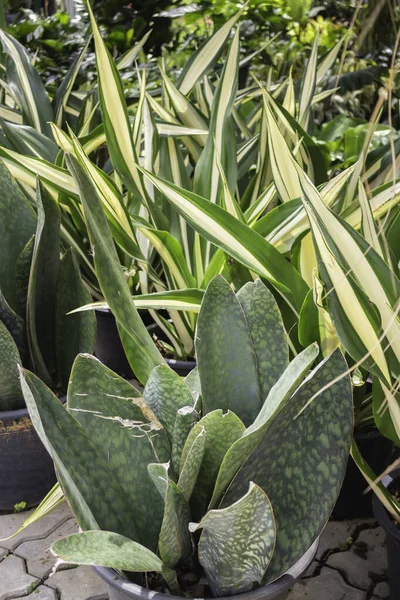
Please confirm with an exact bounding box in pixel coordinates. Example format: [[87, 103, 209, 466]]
[[68, 354, 170, 552], [0, 320, 24, 411], [193, 482, 275, 596]]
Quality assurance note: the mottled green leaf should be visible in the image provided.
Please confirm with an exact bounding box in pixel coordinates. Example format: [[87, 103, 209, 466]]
[[144, 365, 194, 440], [0, 289, 24, 354], [193, 483, 275, 596], [178, 427, 206, 502], [15, 235, 34, 317], [20, 368, 138, 541], [180, 409, 245, 520], [196, 275, 260, 426], [27, 181, 60, 386], [223, 350, 353, 582], [172, 405, 199, 474], [210, 343, 320, 508], [0, 320, 24, 410], [65, 153, 164, 385], [148, 463, 192, 568], [0, 160, 36, 314], [55, 249, 96, 392], [237, 280, 289, 402], [68, 354, 170, 552], [51, 530, 178, 590], [184, 367, 202, 405]]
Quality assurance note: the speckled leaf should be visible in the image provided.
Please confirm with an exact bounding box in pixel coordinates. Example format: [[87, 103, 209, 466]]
[[68, 354, 170, 552], [193, 482, 276, 596], [0, 159, 36, 314], [65, 153, 164, 385], [0, 320, 24, 410], [15, 235, 34, 316], [55, 249, 96, 392], [148, 463, 192, 568], [20, 368, 138, 541], [172, 406, 199, 474], [222, 349, 353, 582], [27, 180, 60, 387], [236, 279, 289, 402], [196, 275, 260, 426], [210, 343, 320, 508], [184, 367, 202, 407], [0, 289, 24, 354], [178, 427, 206, 502], [144, 365, 194, 440], [51, 530, 179, 593], [180, 409, 245, 521]]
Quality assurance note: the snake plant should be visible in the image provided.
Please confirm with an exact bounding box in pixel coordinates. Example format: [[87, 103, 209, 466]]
[[20, 273, 353, 596], [0, 168, 96, 411]]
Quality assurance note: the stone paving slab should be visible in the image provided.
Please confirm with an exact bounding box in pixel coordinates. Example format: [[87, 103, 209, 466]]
[[15, 517, 78, 579], [0, 503, 71, 550], [11, 586, 57, 600], [46, 565, 108, 600], [0, 554, 38, 600], [0, 504, 390, 600]]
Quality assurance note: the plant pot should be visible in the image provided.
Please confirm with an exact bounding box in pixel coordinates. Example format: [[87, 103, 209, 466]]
[[95, 310, 196, 378], [332, 429, 393, 520], [372, 469, 400, 600], [146, 323, 196, 377], [94, 539, 318, 600], [95, 309, 154, 378], [0, 397, 65, 512]]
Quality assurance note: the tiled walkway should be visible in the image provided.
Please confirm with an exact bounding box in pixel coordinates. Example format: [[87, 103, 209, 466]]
[[0, 505, 389, 599]]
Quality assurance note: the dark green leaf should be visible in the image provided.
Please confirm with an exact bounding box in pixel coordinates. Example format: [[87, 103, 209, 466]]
[[0, 320, 24, 410]]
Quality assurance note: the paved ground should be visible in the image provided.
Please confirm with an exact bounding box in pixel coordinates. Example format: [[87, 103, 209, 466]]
[[0, 504, 389, 599]]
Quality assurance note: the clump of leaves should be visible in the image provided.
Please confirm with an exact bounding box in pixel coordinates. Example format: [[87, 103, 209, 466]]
[[13, 501, 26, 513], [21, 274, 353, 596]]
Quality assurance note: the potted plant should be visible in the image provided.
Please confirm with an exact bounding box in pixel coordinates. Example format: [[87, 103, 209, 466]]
[[20, 273, 353, 600], [0, 169, 96, 510]]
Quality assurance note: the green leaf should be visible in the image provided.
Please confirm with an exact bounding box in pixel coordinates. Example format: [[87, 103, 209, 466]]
[[223, 349, 353, 582], [180, 409, 245, 521], [171, 405, 199, 474], [54, 39, 90, 129], [177, 427, 205, 501], [20, 368, 138, 541], [0, 289, 24, 355], [0, 159, 36, 314], [138, 167, 308, 312], [27, 180, 60, 386], [210, 343, 319, 508], [237, 280, 289, 402], [55, 249, 96, 392], [177, 8, 244, 95], [15, 236, 34, 316], [65, 153, 164, 385], [196, 275, 260, 426], [0, 120, 58, 163], [0, 320, 24, 411], [148, 463, 192, 568], [193, 482, 275, 596], [68, 354, 170, 552], [51, 530, 177, 586], [144, 365, 194, 440], [0, 30, 53, 136]]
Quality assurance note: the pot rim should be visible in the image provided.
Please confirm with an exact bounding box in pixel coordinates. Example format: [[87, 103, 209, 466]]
[[146, 323, 196, 368], [93, 538, 318, 600], [372, 468, 400, 542], [0, 395, 66, 422]]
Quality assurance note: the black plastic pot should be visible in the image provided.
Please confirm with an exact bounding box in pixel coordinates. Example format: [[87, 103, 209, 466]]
[[372, 469, 400, 600], [146, 323, 196, 377], [332, 429, 393, 519], [94, 538, 318, 600], [95, 310, 196, 378], [0, 397, 65, 511]]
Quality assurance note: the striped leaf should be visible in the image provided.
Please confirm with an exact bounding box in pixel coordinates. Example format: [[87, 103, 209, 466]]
[[0, 30, 53, 136]]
